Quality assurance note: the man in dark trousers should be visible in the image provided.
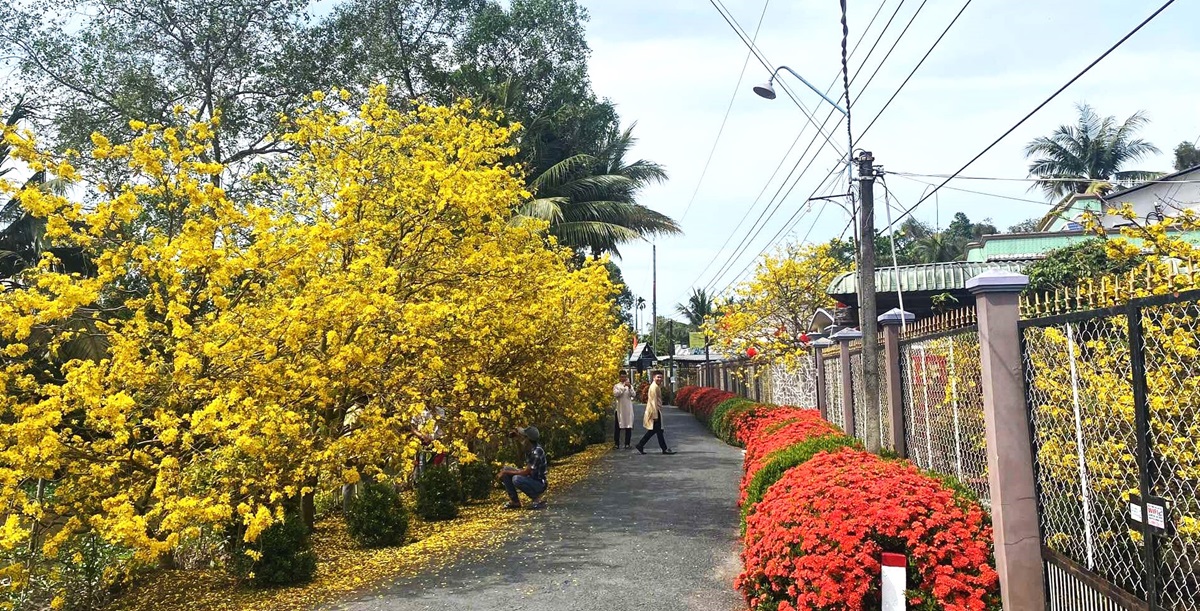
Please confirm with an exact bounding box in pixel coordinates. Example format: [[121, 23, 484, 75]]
[[496, 426, 548, 509], [636, 372, 676, 455]]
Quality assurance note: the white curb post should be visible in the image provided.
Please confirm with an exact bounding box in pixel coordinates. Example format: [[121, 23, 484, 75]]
[[881, 552, 906, 611]]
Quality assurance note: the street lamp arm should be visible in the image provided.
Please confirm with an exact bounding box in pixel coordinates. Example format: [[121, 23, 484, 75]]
[[769, 66, 847, 115]]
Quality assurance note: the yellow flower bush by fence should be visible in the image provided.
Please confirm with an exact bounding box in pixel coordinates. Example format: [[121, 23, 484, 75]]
[[709, 242, 846, 373], [0, 87, 625, 605], [1021, 204, 1200, 594]]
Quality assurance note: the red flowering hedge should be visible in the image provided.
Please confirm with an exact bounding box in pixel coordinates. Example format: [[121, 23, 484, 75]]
[[737, 448, 999, 611], [635, 380, 650, 403], [740, 411, 837, 503], [675, 385, 699, 409], [684, 387, 736, 423], [678, 385, 999, 611]]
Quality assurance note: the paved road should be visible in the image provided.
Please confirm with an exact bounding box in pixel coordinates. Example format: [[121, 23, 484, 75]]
[[332, 404, 745, 611]]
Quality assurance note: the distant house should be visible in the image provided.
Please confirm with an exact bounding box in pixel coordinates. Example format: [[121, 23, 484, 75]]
[[1100, 164, 1200, 229], [1030, 165, 1200, 232]]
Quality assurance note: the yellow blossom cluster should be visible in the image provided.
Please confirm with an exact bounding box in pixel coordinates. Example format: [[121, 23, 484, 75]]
[[0, 87, 624, 598], [708, 242, 846, 371], [1024, 203, 1200, 574]]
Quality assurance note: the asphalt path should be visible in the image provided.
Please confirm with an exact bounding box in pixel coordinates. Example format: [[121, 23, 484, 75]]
[[331, 404, 745, 611]]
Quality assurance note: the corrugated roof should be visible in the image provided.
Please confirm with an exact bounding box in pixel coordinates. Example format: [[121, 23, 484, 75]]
[[827, 261, 1028, 296]]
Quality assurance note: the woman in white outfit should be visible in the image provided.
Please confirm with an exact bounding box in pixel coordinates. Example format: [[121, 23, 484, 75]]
[[612, 372, 635, 449]]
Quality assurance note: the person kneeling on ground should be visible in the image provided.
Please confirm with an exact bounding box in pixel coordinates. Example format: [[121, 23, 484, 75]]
[[496, 426, 548, 509]]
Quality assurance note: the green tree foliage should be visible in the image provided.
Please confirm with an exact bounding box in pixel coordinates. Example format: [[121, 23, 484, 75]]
[[1024, 238, 1145, 294], [1008, 218, 1041, 233], [675, 287, 716, 329], [604, 261, 635, 327], [0, 0, 316, 176], [1175, 141, 1200, 171], [827, 214, 996, 267], [649, 316, 689, 357], [414, 464, 461, 521], [234, 514, 318, 587], [1024, 103, 1161, 199], [518, 122, 679, 256]]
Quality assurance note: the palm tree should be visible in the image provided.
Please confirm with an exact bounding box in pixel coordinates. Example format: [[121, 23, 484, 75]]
[[517, 122, 681, 257], [911, 234, 964, 264], [675, 288, 715, 329], [1024, 103, 1161, 199]]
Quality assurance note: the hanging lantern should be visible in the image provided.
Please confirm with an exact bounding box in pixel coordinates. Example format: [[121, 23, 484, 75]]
[[799, 333, 811, 344], [746, 346, 758, 358]]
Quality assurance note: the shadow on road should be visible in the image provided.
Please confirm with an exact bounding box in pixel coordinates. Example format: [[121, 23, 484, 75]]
[[329, 405, 745, 611]]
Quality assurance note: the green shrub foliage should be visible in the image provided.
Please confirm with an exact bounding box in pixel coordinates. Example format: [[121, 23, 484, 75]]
[[741, 434, 862, 530], [458, 461, 495, 502], [237, 514, 317, 587], [709, 398, 756, 445], [415, 464, 461, 521], [345, 482, 410, 548]]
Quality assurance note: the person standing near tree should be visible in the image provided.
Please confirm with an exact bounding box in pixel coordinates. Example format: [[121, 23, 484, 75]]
[[612, 372, 635, 449], [636, 372, 675, 455]]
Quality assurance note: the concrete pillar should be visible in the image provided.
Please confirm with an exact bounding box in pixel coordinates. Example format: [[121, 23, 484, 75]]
[[831, 328, 862, 437], [813, 344, 829, 418], [879, 308, 915, 457], [967, 270, 1045, 611]]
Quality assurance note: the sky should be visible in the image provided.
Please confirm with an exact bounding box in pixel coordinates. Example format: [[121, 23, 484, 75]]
[[578, 0, 1200, 329]]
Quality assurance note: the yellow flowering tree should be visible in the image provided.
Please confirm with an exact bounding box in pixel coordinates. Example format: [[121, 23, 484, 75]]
[[709, 242, 846, 370], [0, 87, 624, 605], [1023, 204, 1200, 597]]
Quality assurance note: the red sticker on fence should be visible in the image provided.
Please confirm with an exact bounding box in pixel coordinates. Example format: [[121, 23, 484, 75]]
[[881, 552, 906, 567], [1147, 503, 1166, 530]]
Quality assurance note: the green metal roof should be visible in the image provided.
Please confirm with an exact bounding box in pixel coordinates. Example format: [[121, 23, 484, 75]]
[[965, 233, 1093, 262], [827, 261, 1028, 296]]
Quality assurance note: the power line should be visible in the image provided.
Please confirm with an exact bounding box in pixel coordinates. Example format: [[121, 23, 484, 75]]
[[685, 0, 893, 302], [883, 0, 1179, 232], [890, 173, 1059, 206], [890, 171, 1200, 186], [679, 0, 772, 223], [850, 0, 931, 101], [855, 0, 975, 144]]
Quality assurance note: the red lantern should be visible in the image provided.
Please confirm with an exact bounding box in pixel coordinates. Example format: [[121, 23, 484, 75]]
[[746, 346, 758, 358], [799, 333, 811, 344]]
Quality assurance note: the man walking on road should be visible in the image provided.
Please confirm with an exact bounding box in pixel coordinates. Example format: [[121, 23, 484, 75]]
[[636, 372, 676, 455]]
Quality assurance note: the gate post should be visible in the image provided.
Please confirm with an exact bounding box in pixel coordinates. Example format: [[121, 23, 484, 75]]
[[967, 270, 1045, 611], [879, 308, 914, 457], [831, 328, 861, 438], [813, 340, 830, 419]]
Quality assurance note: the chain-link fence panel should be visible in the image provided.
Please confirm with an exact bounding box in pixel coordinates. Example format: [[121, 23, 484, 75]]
[[824, 355, 843, 432], [851, 351, 867, 443], [1024, 314, 1147, 602], [900, 332, 989, 506], [1139, 299, 1200, 609]]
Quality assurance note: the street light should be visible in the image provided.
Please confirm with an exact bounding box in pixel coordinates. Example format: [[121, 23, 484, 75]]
[[753, 63, 884, 454]]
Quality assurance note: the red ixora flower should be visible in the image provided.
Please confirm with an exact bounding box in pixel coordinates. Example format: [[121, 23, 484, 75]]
[[737, 448, 999, 611]]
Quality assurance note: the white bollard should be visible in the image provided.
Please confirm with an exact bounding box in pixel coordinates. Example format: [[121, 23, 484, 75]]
[[881, 552, 906, 611]]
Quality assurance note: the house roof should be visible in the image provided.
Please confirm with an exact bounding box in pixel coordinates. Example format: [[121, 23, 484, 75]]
[[827, 261, 1028, 297], [1103, 163, 1200, 202], [1036, 193, 1102, 232], [964, 231, 1094, 262]]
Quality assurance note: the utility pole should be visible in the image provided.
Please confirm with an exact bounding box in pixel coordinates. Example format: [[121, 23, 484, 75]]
[[857, 150, 881, 453], [652, 244, 658, 361]]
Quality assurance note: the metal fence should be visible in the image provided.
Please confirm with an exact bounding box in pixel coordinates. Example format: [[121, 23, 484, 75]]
[[850, 343, 892, 451], [899, 329, 991, 507], [824, 352, 844, 431], [766, 359, 817, 407], [1022, 289, 1200, 610]]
